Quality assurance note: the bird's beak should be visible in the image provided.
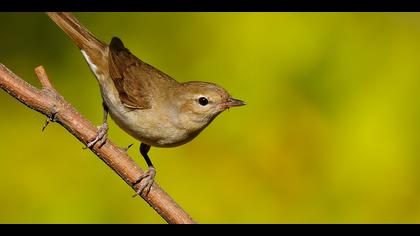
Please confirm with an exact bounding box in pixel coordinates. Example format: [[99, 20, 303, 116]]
[[225, 97, 246, 108]]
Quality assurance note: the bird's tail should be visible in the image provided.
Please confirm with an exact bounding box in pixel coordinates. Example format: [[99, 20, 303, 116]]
[[46, 12, 107, 59]]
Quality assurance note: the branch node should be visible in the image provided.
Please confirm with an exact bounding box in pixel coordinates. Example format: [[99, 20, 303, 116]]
[[35, 66, 54, 91]]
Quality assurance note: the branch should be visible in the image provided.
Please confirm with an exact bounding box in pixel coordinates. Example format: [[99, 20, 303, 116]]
[[0, 64, 196, 224]]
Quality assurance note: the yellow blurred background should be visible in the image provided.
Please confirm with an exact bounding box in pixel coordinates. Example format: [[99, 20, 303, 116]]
[[1, 12, 420, 223]]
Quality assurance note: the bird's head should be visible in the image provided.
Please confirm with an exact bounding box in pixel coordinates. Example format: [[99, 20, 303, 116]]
[[174, 81, 245, 132]]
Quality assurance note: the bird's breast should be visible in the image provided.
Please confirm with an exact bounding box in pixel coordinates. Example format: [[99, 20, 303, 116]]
[[90, 63, 196, 148], [109, 107, 198, 147]]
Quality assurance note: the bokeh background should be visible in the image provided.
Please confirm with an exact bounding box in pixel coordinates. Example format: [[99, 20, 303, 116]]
[[1, 12, 420, 223]]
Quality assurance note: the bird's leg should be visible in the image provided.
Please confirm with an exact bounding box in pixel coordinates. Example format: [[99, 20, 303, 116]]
[[85, 103, 109, 149], [133, 143, 156, 197]]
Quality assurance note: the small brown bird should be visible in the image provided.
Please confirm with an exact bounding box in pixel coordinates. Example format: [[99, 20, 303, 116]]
[[46, 12, 245, 195]]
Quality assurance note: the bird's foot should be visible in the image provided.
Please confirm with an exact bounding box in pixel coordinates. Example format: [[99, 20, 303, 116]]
[[133, 167, 156, 197], [84, 123, 108, 149]]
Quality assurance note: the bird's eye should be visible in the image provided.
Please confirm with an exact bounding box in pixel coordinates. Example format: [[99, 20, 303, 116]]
[[198, 97, 208, 106]]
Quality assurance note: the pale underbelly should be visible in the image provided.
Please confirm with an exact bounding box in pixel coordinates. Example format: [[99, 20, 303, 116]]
[[109, 108, 200, 147], [90, 64, 198, 147], [100, 83, 196, 147]]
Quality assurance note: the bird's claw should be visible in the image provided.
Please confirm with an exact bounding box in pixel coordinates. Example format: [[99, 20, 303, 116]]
[[133, 167, 156, 197], [84, 123, 108, 149]]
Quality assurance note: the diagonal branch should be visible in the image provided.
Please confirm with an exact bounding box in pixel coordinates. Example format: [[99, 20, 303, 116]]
[[0, 64, 196, 224]]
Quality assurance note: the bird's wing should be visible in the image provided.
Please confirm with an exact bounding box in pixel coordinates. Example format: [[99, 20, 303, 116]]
[[108, 37, 176, 109]]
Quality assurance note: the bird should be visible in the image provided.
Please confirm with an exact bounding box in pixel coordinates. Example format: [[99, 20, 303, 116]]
[[46, 12, 245, 196]]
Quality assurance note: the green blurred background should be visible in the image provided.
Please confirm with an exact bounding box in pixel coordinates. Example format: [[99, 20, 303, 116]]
[[1, 12, 420, 223]]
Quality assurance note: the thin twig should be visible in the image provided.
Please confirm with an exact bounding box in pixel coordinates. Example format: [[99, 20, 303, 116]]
[[35, 66, 54, 90], [0, 64, 196, 224]]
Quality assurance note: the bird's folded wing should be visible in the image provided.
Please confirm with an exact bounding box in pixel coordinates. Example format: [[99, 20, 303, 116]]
[[108, 37, 176, 110]]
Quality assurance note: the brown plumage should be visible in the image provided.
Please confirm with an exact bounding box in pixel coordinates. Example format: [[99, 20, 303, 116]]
[[109, 37, 178, 110]]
